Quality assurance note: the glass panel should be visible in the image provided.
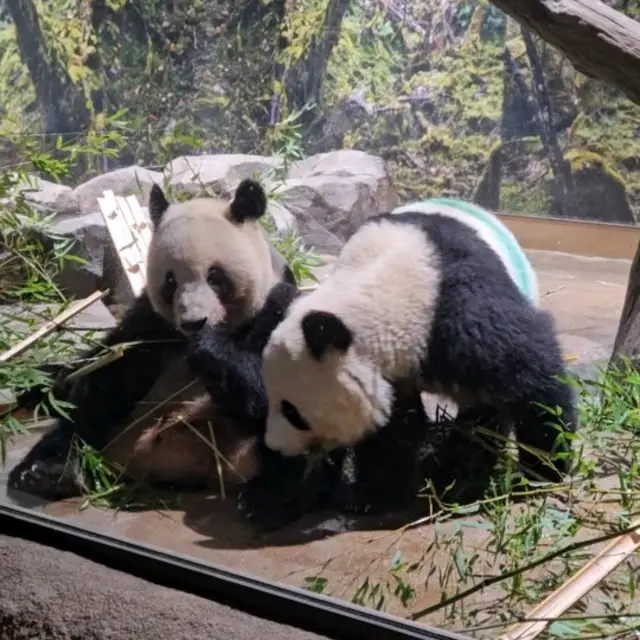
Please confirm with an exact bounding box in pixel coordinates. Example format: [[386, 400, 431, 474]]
[[2, 2, 640, 639]]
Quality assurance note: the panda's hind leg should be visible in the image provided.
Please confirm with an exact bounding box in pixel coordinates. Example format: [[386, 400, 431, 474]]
[[8, 293, 181, 500], [7, 424, 85, 500], [508, 374, 577, 482], [429, 287, 576, 484]]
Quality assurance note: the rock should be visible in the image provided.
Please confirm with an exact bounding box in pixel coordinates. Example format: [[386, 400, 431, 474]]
[[16, 175, 73, 214], [280, 150, 398, 249], [58, 166, 164, 216], [40, 211, 131, 305], [165, 154, 280, 196], [562, 153, 635, 224], [271, 180, 345, 255], [266, 200, 297, 234], [0, 298, 117, 337], [47, 212, 110, 300]]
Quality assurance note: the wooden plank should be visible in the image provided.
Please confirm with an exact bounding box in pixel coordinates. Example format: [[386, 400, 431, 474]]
[[97, 190, 150, 297], [497, 213, 640, 260]]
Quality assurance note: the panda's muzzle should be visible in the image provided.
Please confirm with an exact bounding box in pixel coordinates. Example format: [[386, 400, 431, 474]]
[[175, 286, 226, 333]]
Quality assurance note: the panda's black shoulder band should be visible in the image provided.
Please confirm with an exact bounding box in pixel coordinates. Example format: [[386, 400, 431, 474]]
[[229, 178, 267, 223]]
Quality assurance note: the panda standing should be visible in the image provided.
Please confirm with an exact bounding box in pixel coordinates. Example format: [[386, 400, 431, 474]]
[[255, 197, 577, 516]]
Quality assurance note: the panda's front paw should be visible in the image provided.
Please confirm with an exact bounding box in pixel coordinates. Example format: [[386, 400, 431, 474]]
[[332, 483, 377, 515], [7, 456, 82, 500], [332, 481, 408, 517], [236, 480, 301, 532], [187, 325, 228, 372], [237, 459, 336, 532]]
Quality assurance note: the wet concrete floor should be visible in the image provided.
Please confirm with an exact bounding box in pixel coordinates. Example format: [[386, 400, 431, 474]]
[[0, 249, 633, 635]]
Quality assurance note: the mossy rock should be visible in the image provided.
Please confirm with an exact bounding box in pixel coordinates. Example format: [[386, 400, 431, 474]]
[[563, 150, 635, 224]]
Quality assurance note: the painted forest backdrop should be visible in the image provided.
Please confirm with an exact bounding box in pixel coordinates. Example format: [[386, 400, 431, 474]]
[[1, 0, 640, 224]]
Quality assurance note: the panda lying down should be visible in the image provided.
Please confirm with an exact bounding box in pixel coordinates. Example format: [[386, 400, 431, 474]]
[[250, 198, 577, 517], [7, 177, 333, 525]]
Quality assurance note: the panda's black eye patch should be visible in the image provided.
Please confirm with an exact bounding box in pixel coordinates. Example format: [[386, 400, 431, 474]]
[[281, 400, 311, 432], [161, 271, 177, 305], [207, 265, 234, 302]]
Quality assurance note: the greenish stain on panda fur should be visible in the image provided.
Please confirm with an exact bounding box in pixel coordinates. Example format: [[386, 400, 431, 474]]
[[422, 197, 536, 303]]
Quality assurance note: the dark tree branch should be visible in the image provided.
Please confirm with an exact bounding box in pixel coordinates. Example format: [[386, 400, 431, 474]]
[[285, 0, 352, 131], [6, 0, 90, 141], [521, 27, 577, 217], [488, 0, 640, 106]]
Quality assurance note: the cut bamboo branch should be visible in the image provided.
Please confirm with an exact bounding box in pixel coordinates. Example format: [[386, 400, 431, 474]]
[[501, 519, 640, 640], [489, 0, 640, 106], [0, 290, 108, 363]]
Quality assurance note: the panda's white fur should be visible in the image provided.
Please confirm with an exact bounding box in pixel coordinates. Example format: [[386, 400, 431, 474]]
[[392, 199, 539, 306], [261, 198, 574, 482]]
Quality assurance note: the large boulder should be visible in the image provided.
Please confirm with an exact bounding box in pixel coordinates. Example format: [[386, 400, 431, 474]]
[[562, 151, 635, 224], [48, 212, 111, 300], [16, 175, 73, 214], [164, 154, 281, 195], [276, 150, 398, 253], [57, 166, 164, 216], [11, 151, 399, 301]]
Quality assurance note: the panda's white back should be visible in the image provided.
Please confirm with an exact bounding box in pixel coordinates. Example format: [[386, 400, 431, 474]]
[[392, 198, 539, 306]]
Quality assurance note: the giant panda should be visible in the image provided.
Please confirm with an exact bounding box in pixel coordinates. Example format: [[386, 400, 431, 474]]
[[7, 178, 322, 511], [256, 197, 577, 516]]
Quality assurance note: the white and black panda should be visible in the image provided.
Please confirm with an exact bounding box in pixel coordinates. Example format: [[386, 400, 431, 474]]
[[7, 178, 326, 516], [256, 197, 576, 515]]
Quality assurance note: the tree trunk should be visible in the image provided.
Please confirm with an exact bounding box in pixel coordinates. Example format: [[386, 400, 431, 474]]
[[285, 0, 352, 135], [611, 240, 640, 366], [520, 28, 577, 217], [6, 0, 91, 143], [488, 0, 640, 105]]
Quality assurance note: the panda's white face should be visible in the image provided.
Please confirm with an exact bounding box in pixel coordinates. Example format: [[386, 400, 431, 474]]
[[262, 307, 395, 457], [145, 181, 280, 335]]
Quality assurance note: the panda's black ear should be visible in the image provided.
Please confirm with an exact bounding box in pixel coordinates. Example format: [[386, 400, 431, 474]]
[[301, 311, 353, 361], [149, 183, 170, 229], [229, 178, 267, 224]]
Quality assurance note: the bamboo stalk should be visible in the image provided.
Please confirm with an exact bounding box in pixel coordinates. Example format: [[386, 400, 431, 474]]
[[0, 290, 108, 363], [501, 519, 640, 640]]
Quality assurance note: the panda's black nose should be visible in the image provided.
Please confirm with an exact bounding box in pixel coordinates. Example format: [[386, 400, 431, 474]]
[[180, 318, 207, 334]]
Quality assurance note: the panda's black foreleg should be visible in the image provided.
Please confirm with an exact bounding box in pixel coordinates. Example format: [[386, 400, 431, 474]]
[[430, 404, 505, 504], [8, 293, 183, 499], [236, 441, 339, 532], [187, 282, 299, 433], [331, 385, 428, 516]]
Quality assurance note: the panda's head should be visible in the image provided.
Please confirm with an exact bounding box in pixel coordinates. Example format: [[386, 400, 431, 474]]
[[261, 303, 395, 457], [146, 179, 284, 335]]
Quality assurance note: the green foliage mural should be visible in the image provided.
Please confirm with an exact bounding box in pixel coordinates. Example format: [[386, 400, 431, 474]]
[[1, 0, 639, 222]]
